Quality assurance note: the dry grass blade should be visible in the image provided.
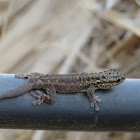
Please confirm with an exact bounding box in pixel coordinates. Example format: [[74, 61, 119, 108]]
[[88, 1, 140, 37]]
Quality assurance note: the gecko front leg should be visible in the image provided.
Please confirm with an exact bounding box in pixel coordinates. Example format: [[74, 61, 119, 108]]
[[30, 85, 56, 106], [86, 86, 101, 111]]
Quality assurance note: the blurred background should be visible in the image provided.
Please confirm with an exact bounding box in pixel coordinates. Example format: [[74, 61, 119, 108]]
[[0, 0, 139, 140]]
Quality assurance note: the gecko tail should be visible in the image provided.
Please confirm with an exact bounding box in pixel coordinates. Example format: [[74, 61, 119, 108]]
[[0, 81, 33, 99]]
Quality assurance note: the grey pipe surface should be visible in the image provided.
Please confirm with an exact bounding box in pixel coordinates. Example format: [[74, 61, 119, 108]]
[[0, 74, 139, 131]]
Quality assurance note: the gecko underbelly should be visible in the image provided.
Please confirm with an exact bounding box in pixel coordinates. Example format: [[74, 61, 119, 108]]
[[55, 85, 89, 93]]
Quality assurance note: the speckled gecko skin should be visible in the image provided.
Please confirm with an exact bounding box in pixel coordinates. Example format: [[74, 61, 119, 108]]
[[0, 69, 125, 111]]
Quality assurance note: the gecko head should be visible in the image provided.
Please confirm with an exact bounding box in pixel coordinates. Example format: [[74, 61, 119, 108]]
[[97, 69, 125, 89]]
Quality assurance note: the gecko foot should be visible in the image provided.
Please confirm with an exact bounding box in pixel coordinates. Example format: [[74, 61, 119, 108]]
[[90, 96, 102, 111], [86, 87, 102, 112], [29, 90, 54, 106], [32, 99, 43, 106], [29, 91, 44, 105]]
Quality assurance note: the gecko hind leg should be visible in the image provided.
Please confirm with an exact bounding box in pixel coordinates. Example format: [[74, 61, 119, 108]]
[[15, 72, 44, 78], [86, 87, 101, 111], [29, 85, 56, 106]]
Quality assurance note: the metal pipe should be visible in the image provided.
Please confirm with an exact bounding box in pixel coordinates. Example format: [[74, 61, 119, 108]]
[[0, 74, 139, 131]]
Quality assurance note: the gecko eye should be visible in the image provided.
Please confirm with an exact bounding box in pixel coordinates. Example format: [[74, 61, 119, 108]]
[[116, 79, 120, 82]]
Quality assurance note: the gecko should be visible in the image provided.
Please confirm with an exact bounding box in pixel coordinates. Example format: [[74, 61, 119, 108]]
[[0, 69, 125, 111]]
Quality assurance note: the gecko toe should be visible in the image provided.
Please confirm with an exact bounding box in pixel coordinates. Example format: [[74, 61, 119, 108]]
[[94, 96, 102, 103], [96, 98, 102, 103], [95, 105, 99, 111], [91, 102, 100, 111], [91, 102, 94, 107], [32, 100, 38, 106], [37, 101, 42, 105], [32, 99, 44, 106]]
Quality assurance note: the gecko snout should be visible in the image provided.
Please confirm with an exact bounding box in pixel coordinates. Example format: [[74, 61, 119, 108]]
[[114, 73, 125, 85]]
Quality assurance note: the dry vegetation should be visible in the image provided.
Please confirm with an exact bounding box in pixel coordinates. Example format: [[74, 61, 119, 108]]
[[0, 0, 139, 140]]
